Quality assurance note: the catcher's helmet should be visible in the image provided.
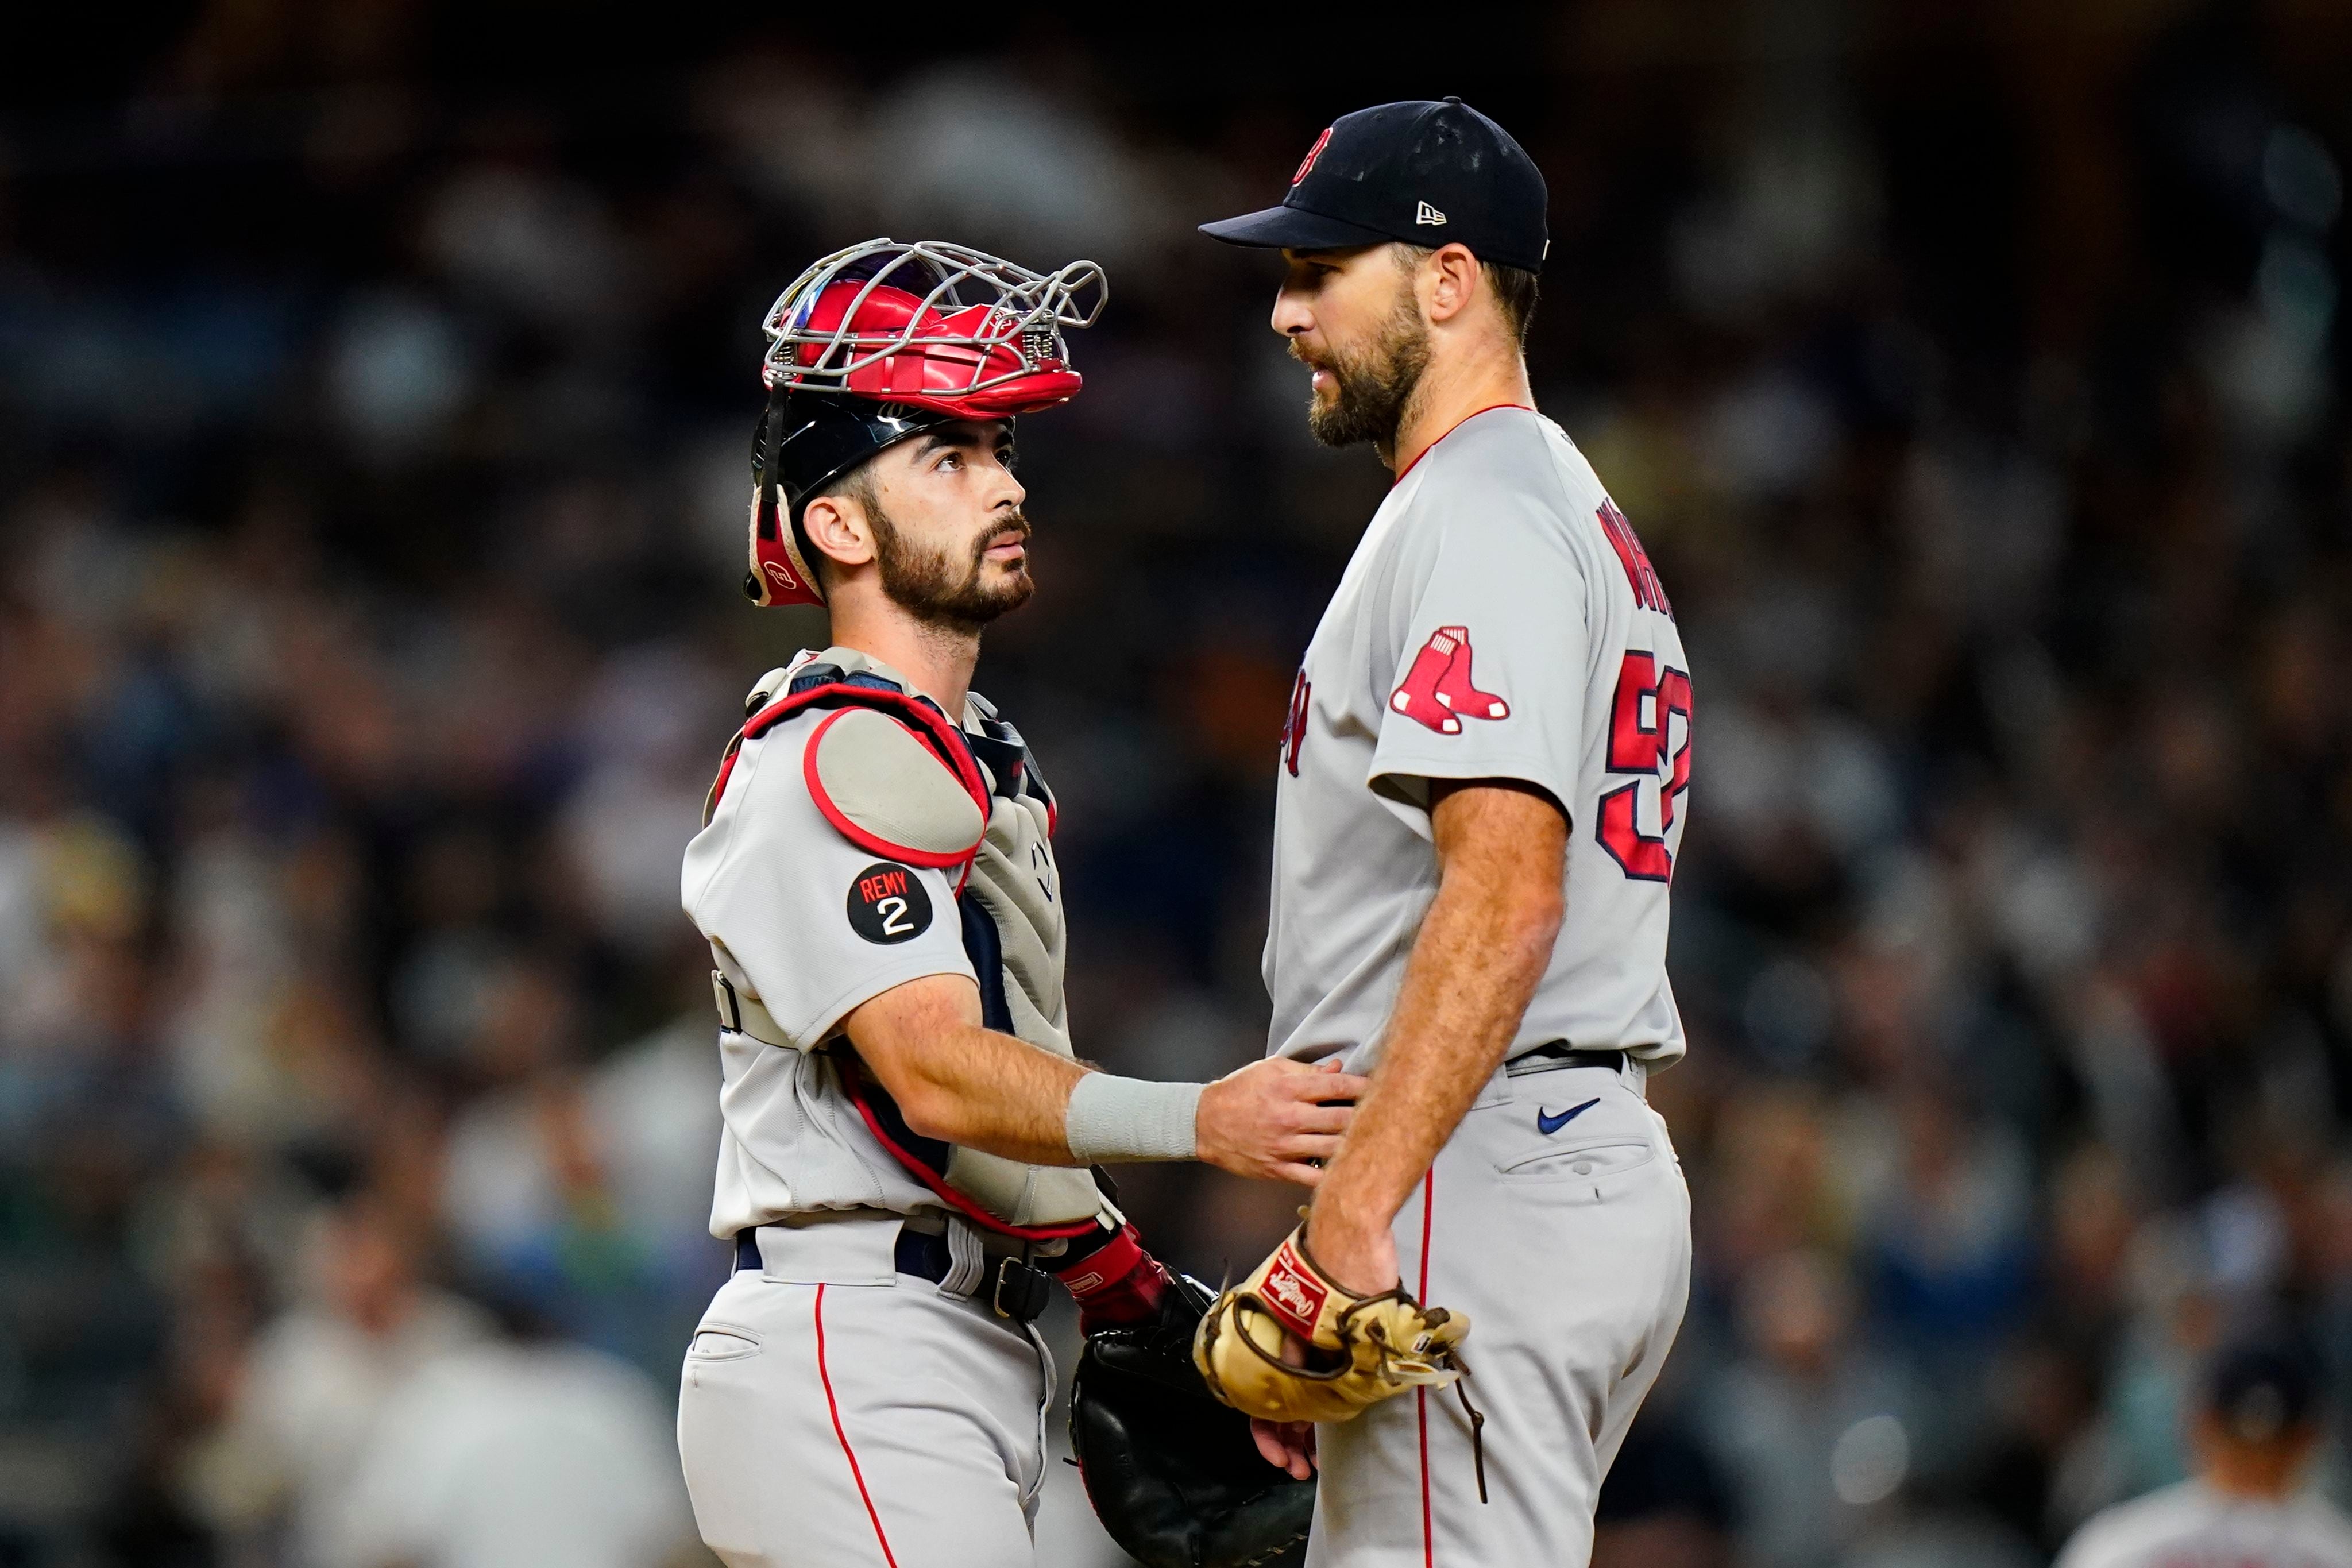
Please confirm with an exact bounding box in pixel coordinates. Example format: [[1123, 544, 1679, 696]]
[[745, 240, 1106, 608]]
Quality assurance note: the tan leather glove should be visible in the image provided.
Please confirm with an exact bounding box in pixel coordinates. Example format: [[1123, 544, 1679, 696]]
[[1192, 1225, 1469, 1426]]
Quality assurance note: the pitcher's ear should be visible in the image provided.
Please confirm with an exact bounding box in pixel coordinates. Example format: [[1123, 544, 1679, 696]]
[[1423, 242, 1483, 325]]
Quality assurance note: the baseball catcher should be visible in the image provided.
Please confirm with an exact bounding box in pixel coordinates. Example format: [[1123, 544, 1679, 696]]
[[674, 239, 1360, 1568]]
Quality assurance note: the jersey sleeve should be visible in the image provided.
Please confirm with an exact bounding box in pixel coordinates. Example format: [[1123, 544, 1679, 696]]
[[2049, 1516, 2125, 1568], [1368, 468, 1593, 820], [685, 721, 976, 1049]]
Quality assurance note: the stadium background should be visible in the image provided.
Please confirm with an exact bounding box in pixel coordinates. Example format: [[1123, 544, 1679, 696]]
[[3, 2, 2351, 1563]]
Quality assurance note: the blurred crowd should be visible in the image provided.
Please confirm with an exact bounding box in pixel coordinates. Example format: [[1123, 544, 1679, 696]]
[[3, 4, 2351, 1566]]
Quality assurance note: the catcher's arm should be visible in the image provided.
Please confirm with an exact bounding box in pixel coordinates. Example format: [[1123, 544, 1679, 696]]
[[1303, 779, 1566, 1292], [844, 975, 1082, 1163], [844, 974, 1366, 1177]]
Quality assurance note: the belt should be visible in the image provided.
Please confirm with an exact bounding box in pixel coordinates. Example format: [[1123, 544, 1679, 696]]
[[712, 972, 792, 1049], [1508, 1041, 1627, 1075], [733, 1226, 1053, 1325]]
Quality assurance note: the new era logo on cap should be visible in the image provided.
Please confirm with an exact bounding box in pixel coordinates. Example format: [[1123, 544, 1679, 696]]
[[1416, 200, 1447, 226]]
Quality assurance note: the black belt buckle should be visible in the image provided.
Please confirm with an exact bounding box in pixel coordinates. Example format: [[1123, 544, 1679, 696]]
[[990, 1256, 1051, 1324]]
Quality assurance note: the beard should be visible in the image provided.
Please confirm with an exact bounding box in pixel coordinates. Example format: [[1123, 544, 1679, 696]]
[[1297, 284, 1431, 452], [871, 502, 1033, 630]]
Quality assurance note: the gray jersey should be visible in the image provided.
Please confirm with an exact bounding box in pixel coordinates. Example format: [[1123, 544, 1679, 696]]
[[1266, 406, 1689, 1068], [2056, 1481, 2352, 1568], [680, 650, 1090, 1241]]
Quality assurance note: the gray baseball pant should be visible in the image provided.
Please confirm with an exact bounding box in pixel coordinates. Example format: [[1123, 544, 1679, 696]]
[[678, 1214, 1053, 1567], [1308, 1056, 1691, 1568]]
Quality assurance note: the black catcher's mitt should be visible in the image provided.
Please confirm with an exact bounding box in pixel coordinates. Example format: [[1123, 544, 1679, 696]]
[[1069, 1273, 1315, 1568]]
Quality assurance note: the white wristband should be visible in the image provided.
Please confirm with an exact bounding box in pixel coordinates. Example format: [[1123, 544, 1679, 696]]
[[1064, 1073, 1203, 1163]]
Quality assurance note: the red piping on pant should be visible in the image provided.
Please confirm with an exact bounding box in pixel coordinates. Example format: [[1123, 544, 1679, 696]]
[[1418, 1168, 1436, 1568], [814, 1284, 900, 1567]]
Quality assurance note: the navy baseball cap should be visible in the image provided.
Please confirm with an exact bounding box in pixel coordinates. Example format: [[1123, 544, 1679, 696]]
[[1201, 98, 1550, 273], [2203, 1330, 2321, 1442]]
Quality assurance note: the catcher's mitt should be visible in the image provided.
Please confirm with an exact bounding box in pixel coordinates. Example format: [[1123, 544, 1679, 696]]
[[1193, 1226, 1472, 1426], [1069, 1274, 1315, 1568]]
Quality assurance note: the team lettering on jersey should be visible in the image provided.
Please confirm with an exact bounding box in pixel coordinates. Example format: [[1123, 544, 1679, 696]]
[[1598, 499, 1673, 617], [1281, 668, 1312, 776]]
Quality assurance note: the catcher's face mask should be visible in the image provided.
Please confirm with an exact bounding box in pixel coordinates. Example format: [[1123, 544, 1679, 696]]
[[744, 239, 1106, 608]]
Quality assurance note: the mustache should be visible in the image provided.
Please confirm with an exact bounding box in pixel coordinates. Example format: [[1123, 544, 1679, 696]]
[[974, 512, 1032, 560], [1287, 338, 1327, 371]]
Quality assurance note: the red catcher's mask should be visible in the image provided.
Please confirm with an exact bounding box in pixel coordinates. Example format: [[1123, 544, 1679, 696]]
[[743, 240, 1106, 608]]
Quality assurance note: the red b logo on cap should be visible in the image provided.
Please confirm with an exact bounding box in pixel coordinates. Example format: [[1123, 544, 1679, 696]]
[[1292, 126, 1333, 186]]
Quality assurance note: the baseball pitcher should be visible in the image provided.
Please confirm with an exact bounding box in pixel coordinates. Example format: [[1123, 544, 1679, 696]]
[[1193, 100, 1697, 1566], [674, 240, 1362, 1568]]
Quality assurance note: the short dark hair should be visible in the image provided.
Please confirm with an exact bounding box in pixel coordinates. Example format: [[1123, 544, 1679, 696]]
[[1396, 245, 1540, 346], [1485, 261, 1540, 345], [2204, 1331, 2321, 1443]]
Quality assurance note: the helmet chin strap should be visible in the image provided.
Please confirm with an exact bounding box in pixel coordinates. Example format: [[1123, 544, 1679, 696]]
[[746, 385, 826, 609]]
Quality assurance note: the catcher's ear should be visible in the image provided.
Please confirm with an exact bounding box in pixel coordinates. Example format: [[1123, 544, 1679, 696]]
[[800, 492, 875, 573]]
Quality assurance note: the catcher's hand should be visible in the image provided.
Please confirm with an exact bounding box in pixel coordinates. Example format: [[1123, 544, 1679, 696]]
[[1193, 1225, 1468, 1426], [1069, 1273, 1315, 1568]]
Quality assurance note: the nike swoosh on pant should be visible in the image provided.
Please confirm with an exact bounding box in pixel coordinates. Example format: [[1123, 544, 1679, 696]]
[[1536, 1098, 1601, 1136]]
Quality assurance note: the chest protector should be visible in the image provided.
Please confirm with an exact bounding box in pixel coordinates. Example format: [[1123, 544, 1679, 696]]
[[705, 647, 1110, 1242]]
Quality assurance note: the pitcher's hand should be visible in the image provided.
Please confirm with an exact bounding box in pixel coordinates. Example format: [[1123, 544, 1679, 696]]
[[1195, 1058, 1366, 1185], [1251, 1417, 1317, 1478]]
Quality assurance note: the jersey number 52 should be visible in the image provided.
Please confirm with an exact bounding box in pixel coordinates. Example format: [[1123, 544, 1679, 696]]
[[1600, 651, 1692, 882]]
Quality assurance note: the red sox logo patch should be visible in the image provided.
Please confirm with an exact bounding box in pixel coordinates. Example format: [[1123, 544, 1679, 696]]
[[1258, 1237, 1328, 1339], [1389, 625, 1509, 735], [1292, 126, 1334, 186]]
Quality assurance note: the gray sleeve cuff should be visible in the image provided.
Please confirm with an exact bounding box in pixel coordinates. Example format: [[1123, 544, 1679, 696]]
[[1064, 1073, 1203, 1163]]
